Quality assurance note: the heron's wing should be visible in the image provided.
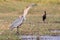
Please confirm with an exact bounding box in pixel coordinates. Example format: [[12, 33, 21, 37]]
[[10, 17, 24, 30]]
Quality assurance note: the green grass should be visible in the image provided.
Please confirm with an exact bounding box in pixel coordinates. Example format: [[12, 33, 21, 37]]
[[0, 0, 60, 40]]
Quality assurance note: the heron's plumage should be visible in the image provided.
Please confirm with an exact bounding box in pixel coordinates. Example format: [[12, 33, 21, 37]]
[[10, 3, 36, 30], [10, 16, 24, 30]]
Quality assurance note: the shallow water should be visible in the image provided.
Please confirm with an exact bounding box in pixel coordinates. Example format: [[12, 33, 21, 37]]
[[40, 36, 60, 40], [21, 35, 60, 40]]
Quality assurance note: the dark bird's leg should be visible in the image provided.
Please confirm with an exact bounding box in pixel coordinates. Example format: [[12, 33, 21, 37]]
[[43, 19, 45, 23]]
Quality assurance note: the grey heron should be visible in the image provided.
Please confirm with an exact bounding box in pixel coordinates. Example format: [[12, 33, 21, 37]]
[[10, 3, 36, 33], [42, 11, 46, 23]]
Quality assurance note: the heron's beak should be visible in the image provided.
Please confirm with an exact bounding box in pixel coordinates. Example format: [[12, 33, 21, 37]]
[[31, 3, 37, 7], [28, 3, 37, 7]]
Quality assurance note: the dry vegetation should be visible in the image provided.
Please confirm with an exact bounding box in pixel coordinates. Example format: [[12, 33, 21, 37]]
[[0, 0, 60, 40]]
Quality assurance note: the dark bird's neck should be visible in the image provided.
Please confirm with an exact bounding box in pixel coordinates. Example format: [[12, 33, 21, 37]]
[[44, 11, 46, 15]]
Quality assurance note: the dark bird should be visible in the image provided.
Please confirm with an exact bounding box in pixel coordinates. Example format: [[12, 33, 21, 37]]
[[42, 11, 46, 23]]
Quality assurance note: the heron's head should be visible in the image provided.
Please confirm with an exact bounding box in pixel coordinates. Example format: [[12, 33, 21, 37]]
[[30, 3, 37, 7], [26, 3, 37, 8]]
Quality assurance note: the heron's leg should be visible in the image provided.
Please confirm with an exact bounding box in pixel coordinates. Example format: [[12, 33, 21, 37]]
[[17, 26, 19, 35], [16, 26, 20, 40]]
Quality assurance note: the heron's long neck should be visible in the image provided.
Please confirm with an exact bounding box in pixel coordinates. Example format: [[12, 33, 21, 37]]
[[23, 6, 32, 18]]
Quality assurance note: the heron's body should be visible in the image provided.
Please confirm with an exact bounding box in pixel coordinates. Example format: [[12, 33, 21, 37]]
[[10, 7, 31, 30], [10, 3, 36, 30], [10, 16, 24, 30]]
